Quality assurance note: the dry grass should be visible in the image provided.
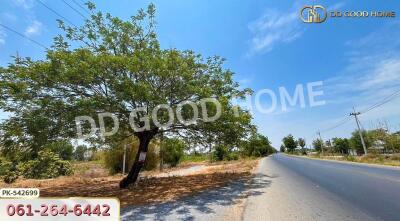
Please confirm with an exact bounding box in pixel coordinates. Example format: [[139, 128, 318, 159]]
[[309, 154, 400, 167], [0, 159, 258, 207]]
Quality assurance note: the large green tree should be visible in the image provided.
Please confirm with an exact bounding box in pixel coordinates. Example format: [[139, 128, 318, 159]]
[[282, 134, 297, 153], [243, 132, 275, 157], [349, 130, 372, 154], [332, 137, 350, 154], [0, 4, 252, 188]]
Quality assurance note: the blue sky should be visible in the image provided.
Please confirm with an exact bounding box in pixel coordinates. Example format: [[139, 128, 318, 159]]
[[1, 0, 400, 147]]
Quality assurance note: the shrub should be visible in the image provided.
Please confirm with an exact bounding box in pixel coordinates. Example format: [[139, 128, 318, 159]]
[[0, 157, 13, 176], [103, 138, 159, 174], [44, 141, 74, 161], [0, 158, 19, 183], [226, 151, 239, 161], [213, 145, 228, 161], [346, 155, 356, 162], [74, 145, 88, 161], [17, 150, 73, 179], [161, 138, 185, 167], [3, 171, 19, 184]]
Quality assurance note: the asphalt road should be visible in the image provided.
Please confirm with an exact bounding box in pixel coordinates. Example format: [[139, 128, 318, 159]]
[[242, 154, 400, 221], [121, 154, 400, 221]]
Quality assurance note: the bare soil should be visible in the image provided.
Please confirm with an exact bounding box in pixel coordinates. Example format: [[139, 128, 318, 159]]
[[0, 159, 258, 208]]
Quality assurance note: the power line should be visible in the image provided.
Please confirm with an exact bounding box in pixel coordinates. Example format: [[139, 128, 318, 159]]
[[318, 87, 400, 135], [320, 116, 352, 133], [0, 23, 48, 50], [360, 88, 400, 114], [61, 0, 88, 19], [36, 0, 78, 28], [71, 0, 91, 15]]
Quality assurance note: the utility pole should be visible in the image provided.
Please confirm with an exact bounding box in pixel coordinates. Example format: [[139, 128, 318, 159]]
[[159, 133, 164, 171], [122, 143, 127, 175], [317, 130, 324, 155], [350, 107, 368, 155]]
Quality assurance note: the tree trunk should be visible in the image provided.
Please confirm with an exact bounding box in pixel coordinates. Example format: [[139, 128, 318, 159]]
[[119, 129, 158, 189]]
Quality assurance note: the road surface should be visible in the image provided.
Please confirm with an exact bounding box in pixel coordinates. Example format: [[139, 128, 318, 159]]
[[122, 154, 400, 221], [242, 154, 400, 221]]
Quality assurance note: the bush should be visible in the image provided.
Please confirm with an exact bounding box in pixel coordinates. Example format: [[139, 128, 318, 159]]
[[74, 145, 88, 161], [226, 151, 239, 161], [3, 171, 19, 184], [213, 145, 228, 161], [0, 158, 19, 183], [44, 141, 74, 161], [161, 138, 185, 167], [17, 150, 73, 179], [346, 155, 356, 162], [103, 138, 159, 174], [0, 157, 13, 176]]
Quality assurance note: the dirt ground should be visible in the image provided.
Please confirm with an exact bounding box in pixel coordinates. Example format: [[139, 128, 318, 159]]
[[0, 159, 258, 208]]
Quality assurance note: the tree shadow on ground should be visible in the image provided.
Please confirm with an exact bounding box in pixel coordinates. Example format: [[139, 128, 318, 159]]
[[121, 173, 273, 221]]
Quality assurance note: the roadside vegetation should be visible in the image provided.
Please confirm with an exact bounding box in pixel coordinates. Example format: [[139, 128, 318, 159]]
[[281, 128, 400, 167], [0, 2, 277, 189]]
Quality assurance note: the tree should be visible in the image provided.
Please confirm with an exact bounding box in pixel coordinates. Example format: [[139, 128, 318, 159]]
[[161, 138, 185, 167], [349, 130, 372, 154], [280, 145, 286, 153], [312, 139, 323, 152], [0, 3, 252, 188], [282, 134, 297, 153], [243, 133, 275, 157], [332, 137, 350, 154], [298, 138, 306, 149], [44, 140, 74, 161]]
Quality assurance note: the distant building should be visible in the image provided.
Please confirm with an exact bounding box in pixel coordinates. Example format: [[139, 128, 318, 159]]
[[370, 140, 385, 154]]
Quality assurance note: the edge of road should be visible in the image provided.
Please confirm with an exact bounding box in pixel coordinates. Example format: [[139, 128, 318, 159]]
[[283, 153, 400, 170], [239, 157, 267, 221]]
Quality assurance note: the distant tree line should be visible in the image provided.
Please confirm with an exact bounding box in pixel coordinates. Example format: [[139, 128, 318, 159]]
[[281, 128, 400, 155]]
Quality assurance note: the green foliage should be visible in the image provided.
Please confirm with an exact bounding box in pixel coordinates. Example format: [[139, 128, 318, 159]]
[[213, 145, 228, 161], [243, 133, 275, 157], [0, 157, 13, 176], [181, 153, 208, 163], [17, 150, 73, 179], [103, 138, 158, 174], [0, 3, 259, 184], [282, 134, 297, 153], [280, 145, 286, 153], [74, 145, 88, 161], [298, 138, 306, 148], [161, 138, 185, 167], [3, 171, 19, 184], [44, 140, 74, 161], [312, 139, 323, 152], [345, 155, 356, 162], [349, 130, 372, 154], [332, 137, 350, 154]]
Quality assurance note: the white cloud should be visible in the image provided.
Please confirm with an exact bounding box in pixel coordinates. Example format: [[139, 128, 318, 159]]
[[12, 0, 34, 10], [322, 22, 400, 131], [247, 7, 302, 55], [24, 20, 43, 36]]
